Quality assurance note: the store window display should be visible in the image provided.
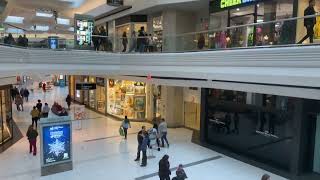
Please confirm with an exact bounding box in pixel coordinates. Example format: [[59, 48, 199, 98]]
[[0, 86, 13, 145], [107, 80, 146, 120], [96, 77, 106, 113]]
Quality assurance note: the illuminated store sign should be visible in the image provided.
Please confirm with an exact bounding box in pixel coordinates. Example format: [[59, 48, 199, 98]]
[[42, 124, 71, 165], [220, 0, 256, 8], [210, 0, 263, 12]]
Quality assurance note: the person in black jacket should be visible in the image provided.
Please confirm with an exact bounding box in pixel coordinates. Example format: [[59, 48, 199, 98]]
[[36, 100, 42, 113], [134, 126, 146, 162], [298, 0, 317, 44], [26, 125, 38, 156], [159, 155, 171, 180]]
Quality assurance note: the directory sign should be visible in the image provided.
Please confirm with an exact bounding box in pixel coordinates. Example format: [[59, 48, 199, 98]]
[[42, 123, 71, 166], [48, 36, 58, 49], [74, 14, 94, 48]]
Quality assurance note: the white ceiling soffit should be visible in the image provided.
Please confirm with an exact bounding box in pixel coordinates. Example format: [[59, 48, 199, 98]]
[[84, 4, 117, 17]]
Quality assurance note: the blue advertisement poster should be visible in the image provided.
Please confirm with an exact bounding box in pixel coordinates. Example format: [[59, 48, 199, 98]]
[[48, 37, 58, 49], [42, 124, 71, 165]]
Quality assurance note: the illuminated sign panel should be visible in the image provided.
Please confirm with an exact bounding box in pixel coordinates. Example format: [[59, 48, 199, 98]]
[[210, 0, 263, 13], [74, 14, 94, 49]]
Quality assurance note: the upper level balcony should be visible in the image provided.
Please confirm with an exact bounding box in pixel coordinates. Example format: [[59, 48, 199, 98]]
[[1, 15, 320, 91]]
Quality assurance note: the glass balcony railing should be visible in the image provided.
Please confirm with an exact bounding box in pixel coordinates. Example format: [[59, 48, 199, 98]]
[[1, 14, 320, 53]]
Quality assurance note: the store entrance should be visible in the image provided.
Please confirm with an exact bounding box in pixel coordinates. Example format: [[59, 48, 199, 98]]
[[228, 5, 261, 47]]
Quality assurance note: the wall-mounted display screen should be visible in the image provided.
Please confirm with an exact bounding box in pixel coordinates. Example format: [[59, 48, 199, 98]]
[[107, 0, 123, 6], [42, 124, 71, 165], [74, 14, 94, 47]]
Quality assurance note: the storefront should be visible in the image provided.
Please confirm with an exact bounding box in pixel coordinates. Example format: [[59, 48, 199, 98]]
[[115, 15, 148, 52], [201, 88, 320, 178], [107, 79, 147, 120], [183, 87, 201, 130], [0, 85, 13, 145], [96, 77, 106, 114], [209, 0, 295, 48]]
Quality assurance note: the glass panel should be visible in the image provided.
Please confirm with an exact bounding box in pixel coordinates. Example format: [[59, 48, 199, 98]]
[[206, 89, 295, 170]]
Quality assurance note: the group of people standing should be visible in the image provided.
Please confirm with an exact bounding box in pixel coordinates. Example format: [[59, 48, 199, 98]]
[[92, 26, 112, 51], [121, 117, 187, 179], [11, 87, 30, 111], [4, 33, 28, 47], [122, 26, 156, 53]]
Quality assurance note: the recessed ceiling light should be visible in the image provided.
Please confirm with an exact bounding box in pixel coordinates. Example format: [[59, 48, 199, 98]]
[[5, 16, 24, 24], [57, 18, 70, 25], [68, 27, 74, 32], [36, 12, 53, 18], [236, 8, 240, 11]]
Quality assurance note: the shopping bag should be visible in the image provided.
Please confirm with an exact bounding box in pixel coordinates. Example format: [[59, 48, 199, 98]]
[[119, 127, 124, 136]]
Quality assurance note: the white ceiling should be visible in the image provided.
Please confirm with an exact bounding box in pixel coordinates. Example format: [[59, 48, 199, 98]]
[[1, 0, 107, 34]]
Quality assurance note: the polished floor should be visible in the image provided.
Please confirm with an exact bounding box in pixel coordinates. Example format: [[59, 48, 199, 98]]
[[0, 86, 288, 180]]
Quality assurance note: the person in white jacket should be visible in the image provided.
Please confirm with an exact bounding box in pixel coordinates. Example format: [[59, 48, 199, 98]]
[[158, 119, 169, 148]]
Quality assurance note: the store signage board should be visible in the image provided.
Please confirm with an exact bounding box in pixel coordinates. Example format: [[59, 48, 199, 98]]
[[40, 117, 72, 176], [107, 0, 123, 6], [76, 83, 96, 90], [74, 14, 94, 49], [210, 0, 265, 12]]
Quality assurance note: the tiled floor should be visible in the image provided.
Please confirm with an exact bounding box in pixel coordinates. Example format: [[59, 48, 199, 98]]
[[0, 86, 288, 180]]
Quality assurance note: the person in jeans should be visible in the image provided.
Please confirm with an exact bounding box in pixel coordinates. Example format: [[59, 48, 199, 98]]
[[159, 155, 171, 180], [298, 0, 316, 44], [140, 131, 149, 167], [135, 126, 146, 162], [36, 100, 42, 113], [159, 119, 169, 148], [23, 88, 29, 102], [42, 103, 50, 118], [26, 125, 38, 156], [30, 106, 40, 128], [121, 116, 131, 139], [15, 94, 24, 111]]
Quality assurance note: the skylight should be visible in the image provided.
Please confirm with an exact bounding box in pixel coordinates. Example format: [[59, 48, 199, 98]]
[[57, 18, 70, 25], [32, 25, 49, 31], [6, 28, 24, 34], [5, 16, 24, 24], [59, 0, 86, 8], [36, 12, 53, 18], [68, 27, 74, 32]]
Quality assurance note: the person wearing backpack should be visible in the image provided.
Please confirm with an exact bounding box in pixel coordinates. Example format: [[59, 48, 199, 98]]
[[121, 116, 131, 139]]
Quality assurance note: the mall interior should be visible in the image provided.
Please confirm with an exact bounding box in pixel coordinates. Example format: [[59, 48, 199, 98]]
[[1, 0, 320, 180]]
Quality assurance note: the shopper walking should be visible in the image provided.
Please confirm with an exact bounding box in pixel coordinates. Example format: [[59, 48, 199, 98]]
[[42, 103, 50, 118], [19, 88, 24, 97], [11, 87, 17, 101], [30, 106, 40, 128], [298, 0, 317, 44], [159, 119, 169, 148], [26, 125, 38, 156], [175, 164, 188, 180], [92, 27, 100, 51], [140, 131, 149, 167], [36, 100, 42, 113], [261, 174, 270, 180], [135, 126, 146, 162], [23, 88, 30, 102], [66, 94, 72, 110], [129, 31, 137, 52], [122, 31, 128, 52], [198, 33, 205, 49], [159, 155, 171, 180], [121, 116, 131, 139], [15, 94, 24, 111], [149, 124, 161, 151], [138, 26, 147, 52]]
